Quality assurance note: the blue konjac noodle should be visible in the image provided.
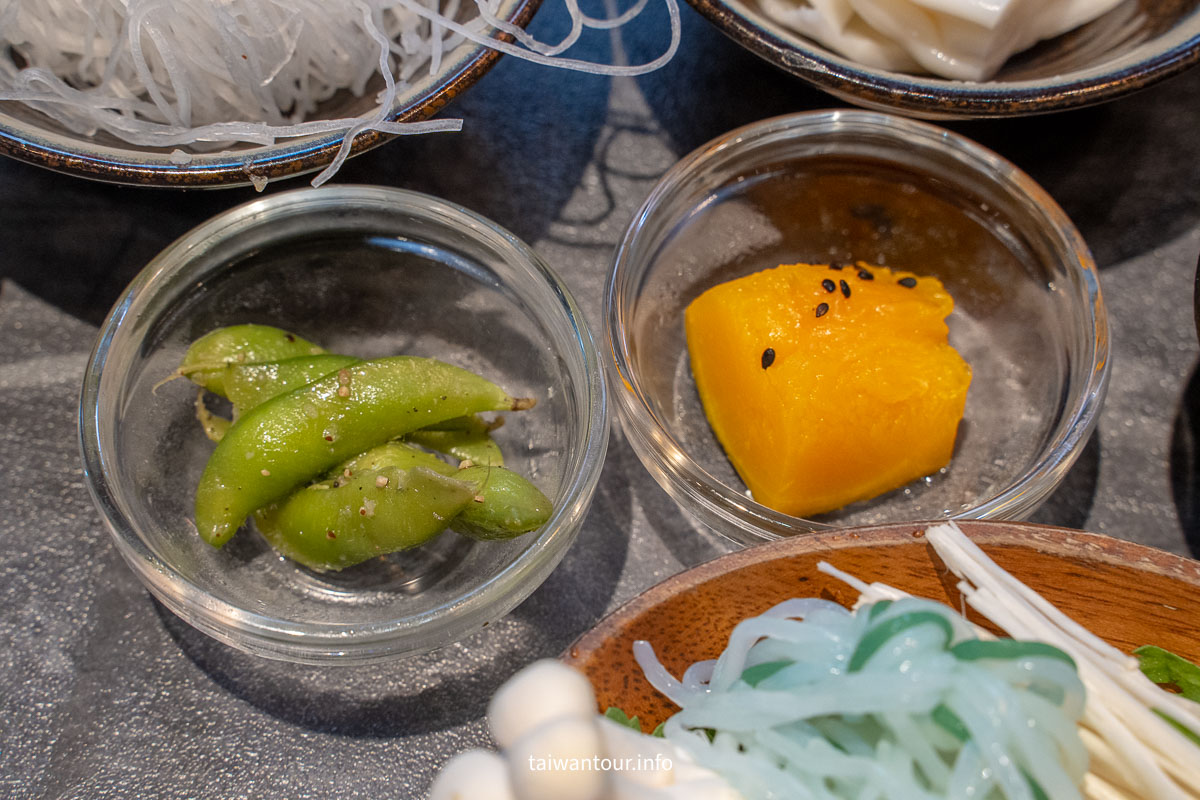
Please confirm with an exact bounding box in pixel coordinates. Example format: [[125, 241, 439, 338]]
[[635, 594, 1090, 799]]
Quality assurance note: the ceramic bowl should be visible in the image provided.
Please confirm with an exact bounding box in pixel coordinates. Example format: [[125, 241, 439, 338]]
[[686, 0, 1200, 116], [0, 3, 538, 188], [564, 520, 1200, 726]]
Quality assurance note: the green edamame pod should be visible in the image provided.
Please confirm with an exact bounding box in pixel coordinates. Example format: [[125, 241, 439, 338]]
[[194, 356, 533, 547], [186, 336, 506, 461], [340, 441, 452, 474], [254, 466, 475, 571], [196, 354, 362, 442], [220, 357, 503, 463], [335, 442, 550, 539], [403, 414, 505, 466], [223, 354, 361, 414], [177, 324, 325, 395], [453, 465, 551, 540]]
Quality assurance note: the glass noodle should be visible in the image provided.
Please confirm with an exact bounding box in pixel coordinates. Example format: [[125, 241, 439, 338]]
[[0, 0, 680, 185]]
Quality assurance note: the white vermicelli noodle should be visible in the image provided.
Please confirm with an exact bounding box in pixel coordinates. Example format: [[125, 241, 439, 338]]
[[0, 0, 681, 185]]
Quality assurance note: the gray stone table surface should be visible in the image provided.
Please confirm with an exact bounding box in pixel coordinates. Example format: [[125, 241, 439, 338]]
[[2, 5, 1200, 799]]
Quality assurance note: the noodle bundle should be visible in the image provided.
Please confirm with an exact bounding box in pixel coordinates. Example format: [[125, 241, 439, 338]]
[[635, 596, 1090, 799], [0, 0, 680, 185]]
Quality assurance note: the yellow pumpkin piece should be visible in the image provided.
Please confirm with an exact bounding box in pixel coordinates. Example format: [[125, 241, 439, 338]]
[[684, 262, 971, 517]]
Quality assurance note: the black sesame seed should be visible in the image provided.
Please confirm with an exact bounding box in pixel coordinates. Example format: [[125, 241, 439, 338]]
[[857, 268, 874, 281], [840, 279, 851, 298], [821, 279, 836, 293], [898, 277, 917, 288], [815, 303, 829, 318], [761, 348, 776, 369]]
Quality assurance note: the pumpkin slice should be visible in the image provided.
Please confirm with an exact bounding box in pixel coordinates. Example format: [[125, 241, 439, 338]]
[[685, 262, 971, 517]]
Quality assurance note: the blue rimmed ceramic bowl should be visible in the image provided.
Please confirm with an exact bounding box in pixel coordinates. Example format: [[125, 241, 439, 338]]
[[0, 2, 539, 188], [686, 0, 1200, 116]]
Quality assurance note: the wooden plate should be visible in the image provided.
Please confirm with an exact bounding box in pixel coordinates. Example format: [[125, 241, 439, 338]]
[[563, 521, 1200, 727]]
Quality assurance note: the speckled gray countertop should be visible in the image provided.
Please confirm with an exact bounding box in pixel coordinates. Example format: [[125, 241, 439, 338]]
[[2, 7, 1199, 799]]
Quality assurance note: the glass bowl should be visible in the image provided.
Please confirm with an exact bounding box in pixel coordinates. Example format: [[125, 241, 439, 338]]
[[605, 110, 1109, 547], [80, 185, 608, 663]]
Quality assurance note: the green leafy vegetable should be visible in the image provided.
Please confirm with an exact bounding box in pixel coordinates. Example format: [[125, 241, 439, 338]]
[[1154, 709, 1200, 747], [604, 706, 665, 737], [1135, 645, 1200, 703], [604, 706, 642, 731]]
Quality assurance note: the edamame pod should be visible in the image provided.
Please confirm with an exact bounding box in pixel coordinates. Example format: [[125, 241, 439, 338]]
[[178, 324, 325, 395], [254, 466, 475, 571], [197, 354, 362, 442], [403, 414, 505, 467], [221, 358, 503, 464], [223, 354, 361, 414], [336, 442, 550, 539], [194, 356, 533, 547], [186, 330, 507, 459], [452, 465, 551, 541], [340, 441, 454, 474]]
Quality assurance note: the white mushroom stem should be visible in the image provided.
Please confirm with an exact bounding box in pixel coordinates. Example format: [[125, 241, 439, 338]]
[[507, 715, 611, 800], [429, 749, 516, 800], [488, 659, 599, 749], [430, 660, 744, 800]]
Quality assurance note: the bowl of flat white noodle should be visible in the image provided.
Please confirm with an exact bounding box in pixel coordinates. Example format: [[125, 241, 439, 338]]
[[685, 0, 1200, 115]]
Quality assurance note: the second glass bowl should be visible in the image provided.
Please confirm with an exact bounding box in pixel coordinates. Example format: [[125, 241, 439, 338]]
[[606, 110, 1109, 546]]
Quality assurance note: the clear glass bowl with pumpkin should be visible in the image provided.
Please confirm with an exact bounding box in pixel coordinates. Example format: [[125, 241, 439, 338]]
[[604, 110, 1109, 546]]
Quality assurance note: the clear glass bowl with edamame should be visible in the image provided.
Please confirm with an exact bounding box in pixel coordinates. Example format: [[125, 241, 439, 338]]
[[80, 186, 609, 664]]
